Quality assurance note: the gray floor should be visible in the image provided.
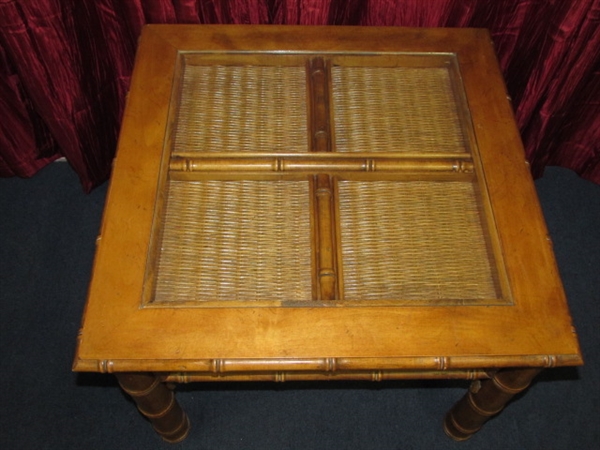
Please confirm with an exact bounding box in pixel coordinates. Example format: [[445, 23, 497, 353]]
[[1, 163, 598, 449]]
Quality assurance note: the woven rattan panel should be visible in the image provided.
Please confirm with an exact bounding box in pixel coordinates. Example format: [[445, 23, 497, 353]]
[[147, 56, 503, 305], [331, 67, 465, 153], [338, 180, 500, 301], [153, 180, 313, 303], [174, 65, 308, 153]]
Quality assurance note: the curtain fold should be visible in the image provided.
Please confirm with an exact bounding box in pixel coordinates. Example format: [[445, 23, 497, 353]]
[[1, 0, 598, 191]]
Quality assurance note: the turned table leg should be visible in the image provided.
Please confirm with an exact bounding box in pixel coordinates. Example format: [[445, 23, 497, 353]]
[[116, 372, 190, 443], [444, 368, 542, 441]]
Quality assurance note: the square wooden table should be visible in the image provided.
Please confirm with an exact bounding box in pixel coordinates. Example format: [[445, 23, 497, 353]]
[[74, 25, 582, 443]]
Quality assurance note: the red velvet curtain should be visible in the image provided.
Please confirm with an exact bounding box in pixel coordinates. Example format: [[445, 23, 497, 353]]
[[1, 0, 598, 191]]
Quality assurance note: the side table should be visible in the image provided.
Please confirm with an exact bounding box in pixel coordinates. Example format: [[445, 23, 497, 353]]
[[74, 25, 582, 443]]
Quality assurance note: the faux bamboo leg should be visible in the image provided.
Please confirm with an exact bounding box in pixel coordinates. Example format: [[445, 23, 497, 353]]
[[116, 372, 190, 443], [443, 368, 542, 441]]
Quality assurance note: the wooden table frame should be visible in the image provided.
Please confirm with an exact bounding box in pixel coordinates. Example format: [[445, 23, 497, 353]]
[[74, 25, 582, 443]]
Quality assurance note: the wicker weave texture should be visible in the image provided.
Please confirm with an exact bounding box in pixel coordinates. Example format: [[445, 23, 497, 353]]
[[331, 67, 466, 153], [153, 180, 313, 303], [338, 180, 499, 301], [174, 65, 308, 153]]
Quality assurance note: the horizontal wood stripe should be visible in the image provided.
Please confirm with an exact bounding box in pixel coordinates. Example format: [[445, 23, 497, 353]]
[[168, 155, 475, 176]]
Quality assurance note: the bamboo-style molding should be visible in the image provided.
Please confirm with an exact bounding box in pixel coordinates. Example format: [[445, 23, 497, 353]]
[[444, 368, 543, 440], [308, 57, 331, 154], [116, 373, 190, 443], [168, 154, 475, 176], [308, 57, 339, 300], [162, 369, 489, 383], [74, 354, 583, 374], [314, 174, 337, 300]]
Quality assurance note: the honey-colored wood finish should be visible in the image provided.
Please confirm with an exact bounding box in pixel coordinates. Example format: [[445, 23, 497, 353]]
[[73, 25, 582, 442]]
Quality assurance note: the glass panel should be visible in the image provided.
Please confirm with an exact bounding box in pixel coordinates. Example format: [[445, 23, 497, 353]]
[[173, 65, 308, 153], [338, 180, 501, 302], [152, 180, 313, 303], [331, 66, 466, 154]]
